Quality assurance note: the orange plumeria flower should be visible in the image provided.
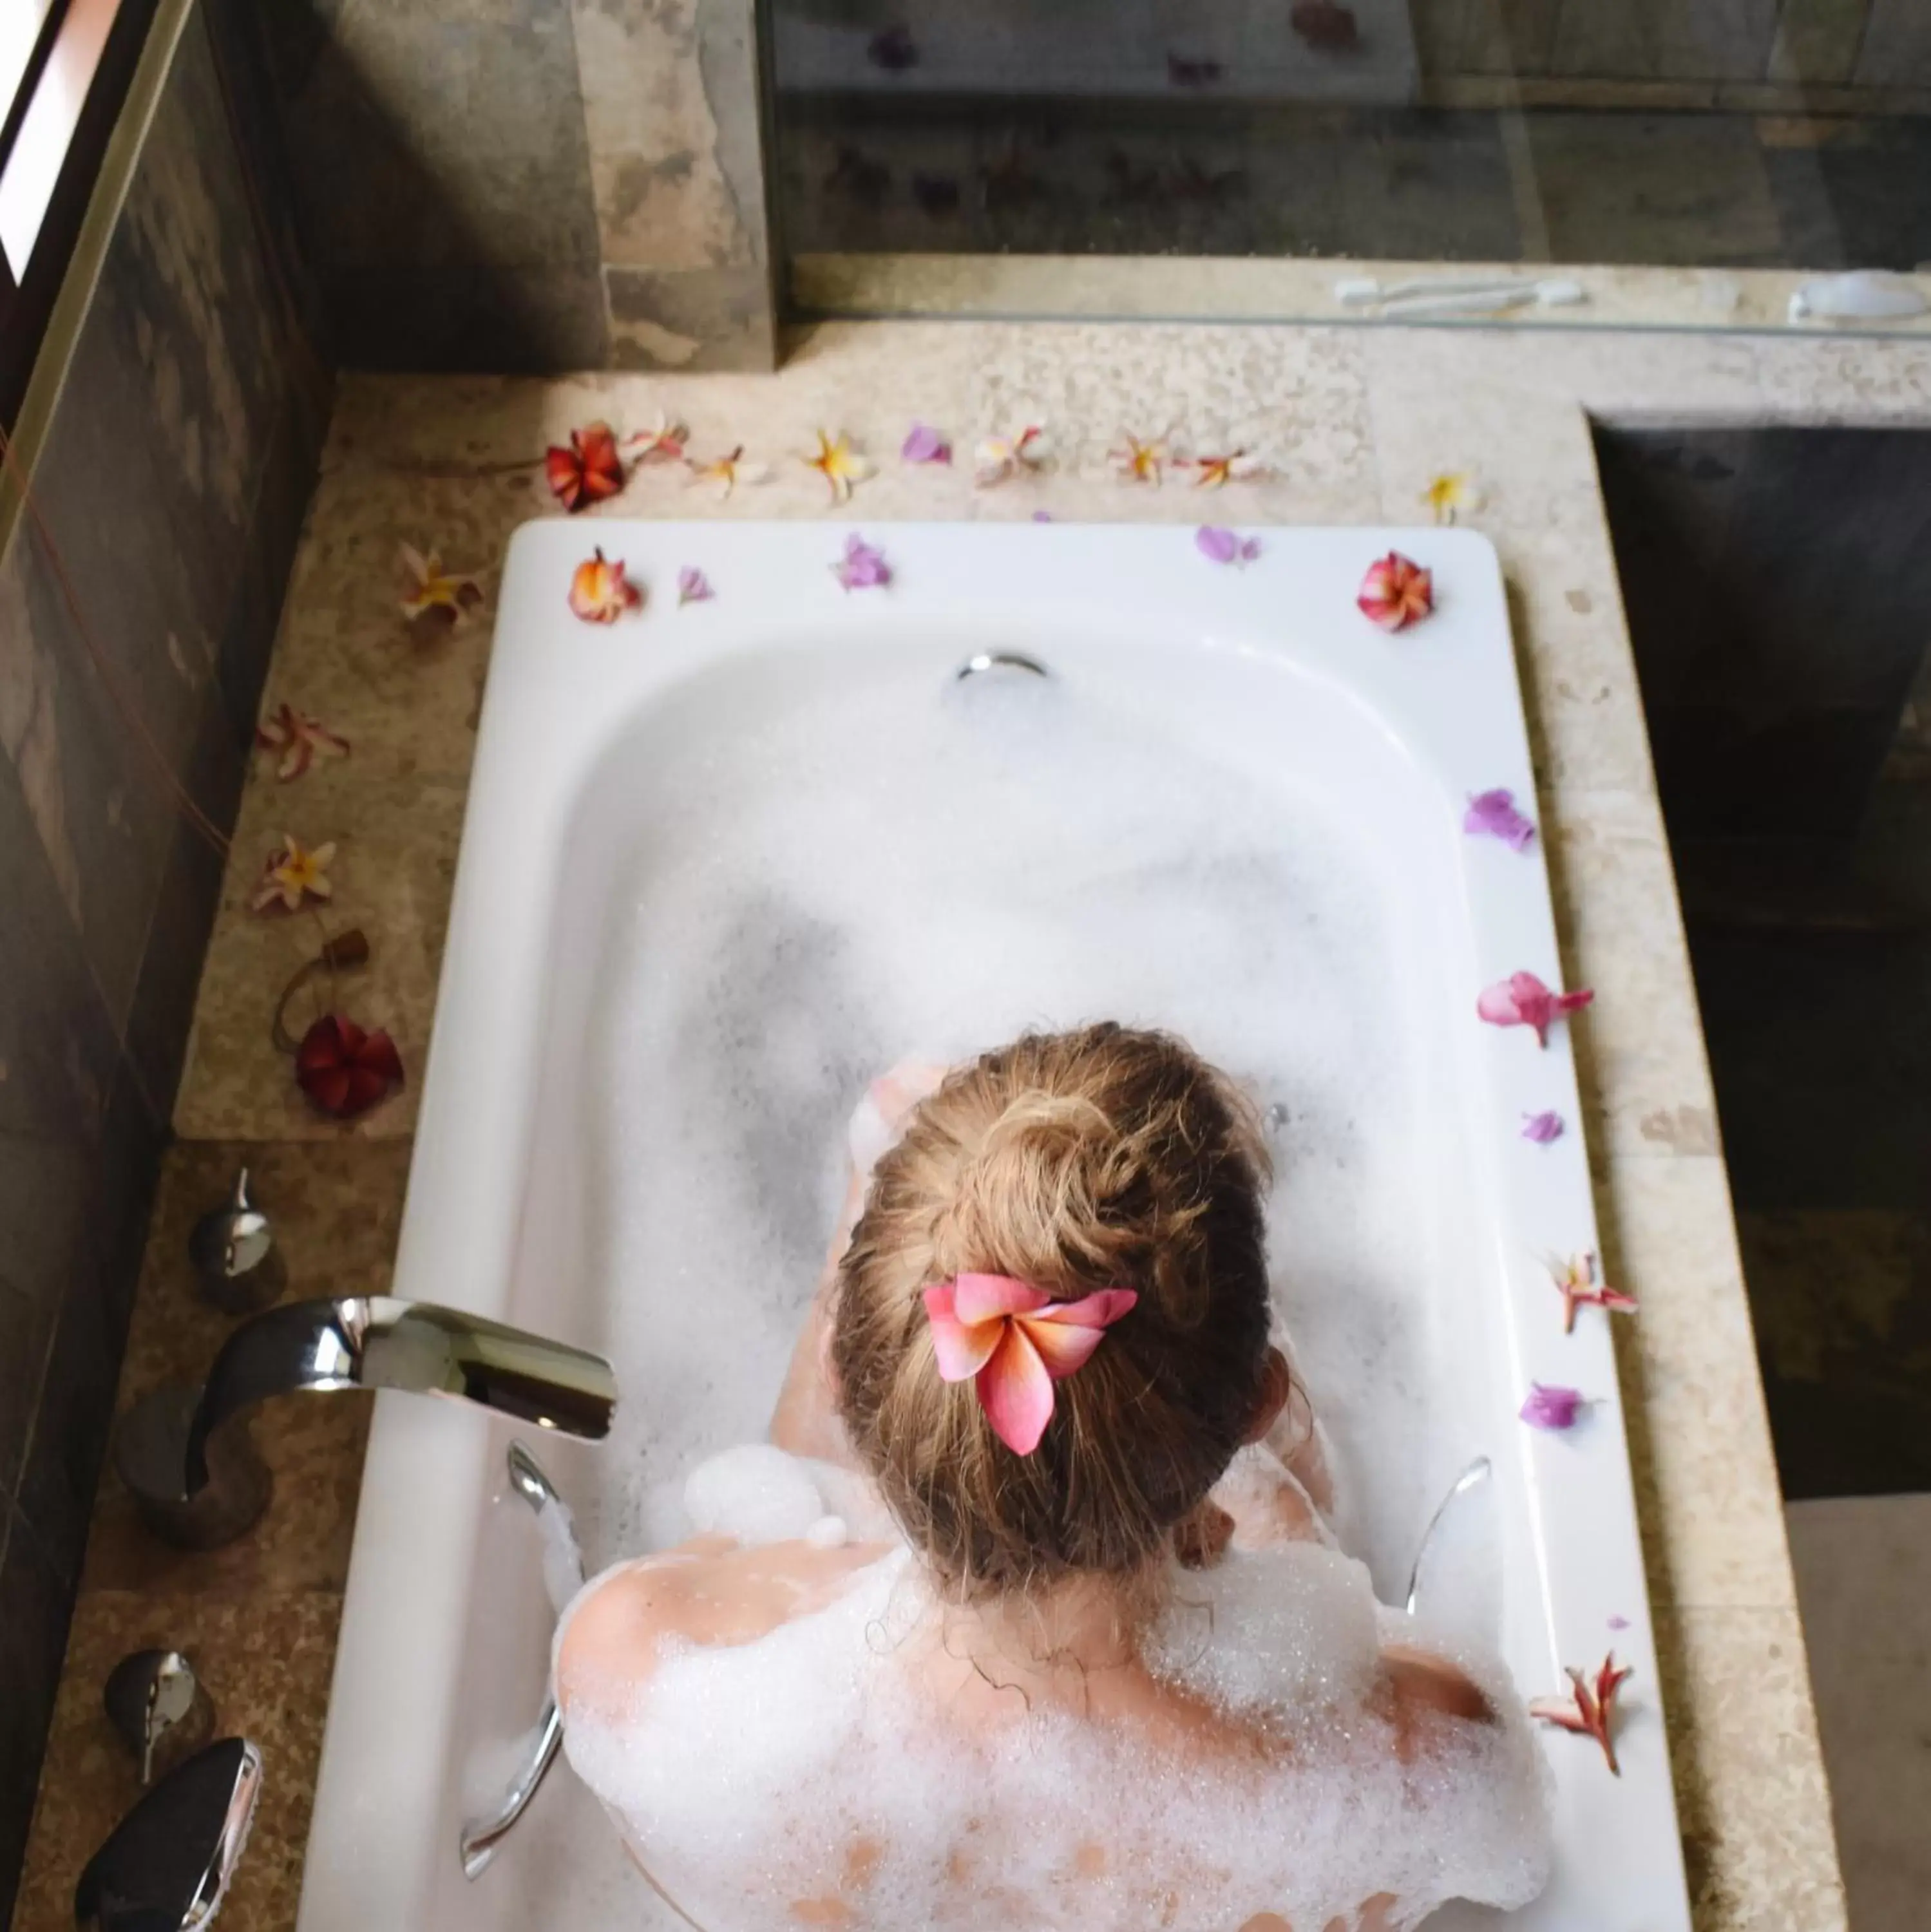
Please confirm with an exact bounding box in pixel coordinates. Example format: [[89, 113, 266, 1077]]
[[626, 408, 688, 464], [1110, 434, 1166, 485], [1188, 449, 1267, 488], [1422, 471, 1479, 524], [686, 445, 770, 498], [805, 430, 874, 502], [252, 835, 336, 913], [399, 544, 484, 627], [567, 548, 643, 623]]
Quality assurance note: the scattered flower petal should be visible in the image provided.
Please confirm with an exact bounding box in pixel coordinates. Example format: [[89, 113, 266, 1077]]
[[398, 544, 484, 629], [685, 445, 768, 498], [625, 408, 688, 465], [1519, 1383, 1586, 1431], [544, 422, 625, 512], [255, 704, 349, 782], [677, 566, 714, 607], [1464, 788, 1537, 852], [1607, 1614, 1630, 1631], [1521, 1110, 1565, 1144], [1188, 450, 1268, 488], [1478, 970, 1593, 1048], [568, 548, 643, 623], [900, 422, 952, 464], [1530, 1653, 1633, 1776], [1422, 471, 1481, 524], [806, 430, 874, 502], [1358, 551, 1434, 630], [1111, 434, 1166, 486], [832, 534, 891, 591], [1546, 1252, 1638, 1335], [924, 1273, 1139, 1455], [1031, 510, 1054, 522], [975, 424, 1048, 488], [251, 834, 336, 913], [1195, 525, 1262, 567], [294, 1014, 404, 1121]]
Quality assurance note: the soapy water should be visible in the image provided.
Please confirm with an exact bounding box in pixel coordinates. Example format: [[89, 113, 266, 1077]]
[[500, 658, 1533, 1926], [558, 1449, 1551, 1932], [564, 662, 1485, 1596]]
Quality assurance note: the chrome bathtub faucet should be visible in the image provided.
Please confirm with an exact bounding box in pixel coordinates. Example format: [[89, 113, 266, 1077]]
[[113, 1296, 618, 1549]]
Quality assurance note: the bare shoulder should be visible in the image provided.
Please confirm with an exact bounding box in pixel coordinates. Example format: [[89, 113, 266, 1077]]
[[557, 1535, 893, 1719], [1378, 1643, 1496, 1760]]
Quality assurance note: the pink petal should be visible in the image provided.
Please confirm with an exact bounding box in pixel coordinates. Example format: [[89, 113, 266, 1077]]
[[1196, 524, 1240, 564], [1519, 1383, 1585, 1430], [1607, 1614, 1630, 1631], [901, 423, 951, 464], [1476, 976, 1529, 1027], [1018, 1316, 1108, 1378], [1463, 788, 1537, 853], [951, 1272, 1051, 1324], [977, 1324, 1056, 1455], [1031, 510, 1054, 523], [924, 1300, 1003, 1382], [1521, 1110, 1565, 1144], [833, 535, 891, 591], [677, 565, 714, 606], [1029, 1287, 1139, 1329]]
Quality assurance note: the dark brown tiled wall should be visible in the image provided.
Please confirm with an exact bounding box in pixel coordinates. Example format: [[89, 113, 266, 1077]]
[[0, 2, 329, 1911]]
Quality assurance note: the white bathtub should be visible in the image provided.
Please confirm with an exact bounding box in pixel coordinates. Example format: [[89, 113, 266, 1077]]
[[298, 520, 1691, 1932]]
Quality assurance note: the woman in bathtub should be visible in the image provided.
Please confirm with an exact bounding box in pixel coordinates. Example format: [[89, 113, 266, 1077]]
[[556, 1025, 1552, 1932]]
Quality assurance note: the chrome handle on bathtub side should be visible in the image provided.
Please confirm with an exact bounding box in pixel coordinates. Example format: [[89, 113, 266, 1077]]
[[114, 1298, 618, 1549], [461, 1441, 585, 1880], [955, 651, 1050, 680]]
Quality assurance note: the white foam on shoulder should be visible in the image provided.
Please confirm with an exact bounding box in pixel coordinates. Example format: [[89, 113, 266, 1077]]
[[560, 1511, 1552, 1932]]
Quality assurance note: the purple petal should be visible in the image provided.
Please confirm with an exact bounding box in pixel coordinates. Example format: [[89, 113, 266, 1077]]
[[1031, 510, 1054, 523], [901, 422, 951, 464], [1239, 536, 1262, 562], [1607, 1614, 1630, 1631], [1195, 524, 1240, 565], [677, 565, 714, 606], [1521, 1109, 1565, 1144], [1463, 788, 1537, 852], [833, 534, 891, 591], [1519, 1383, 1585, 1432]]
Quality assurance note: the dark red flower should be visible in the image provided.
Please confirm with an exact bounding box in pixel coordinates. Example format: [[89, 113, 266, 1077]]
[[545, 422, 625, 513], [296, 1014, 404, 1119]]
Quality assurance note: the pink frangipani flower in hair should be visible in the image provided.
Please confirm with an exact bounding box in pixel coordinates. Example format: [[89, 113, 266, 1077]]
[[924, 1273, 1137, 1455], [1519, 1383, 1585, 1431], [1477, 971, 1593, 1048], [1464, 788, 1537, 852]]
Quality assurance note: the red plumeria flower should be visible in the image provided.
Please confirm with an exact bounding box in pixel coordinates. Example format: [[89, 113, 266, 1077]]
[[1357, 551, 1434, 630], [1477, 969, 1592, 1048], [923, 1273, 1138, 1455], [294, 1014, 404, 1120], [255, 703, 349, 781], [1530, 1653, 1633, 1775], [568, 548, 643, 623], [545, 422, 626, 512], [1546, 1253, 1637, 1335]]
